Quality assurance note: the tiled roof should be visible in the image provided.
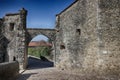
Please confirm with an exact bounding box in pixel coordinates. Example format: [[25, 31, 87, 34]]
[[28, 40, 52, 47]]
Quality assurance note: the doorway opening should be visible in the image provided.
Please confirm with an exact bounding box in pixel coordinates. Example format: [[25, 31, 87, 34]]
[[27, 35, 54, 69]]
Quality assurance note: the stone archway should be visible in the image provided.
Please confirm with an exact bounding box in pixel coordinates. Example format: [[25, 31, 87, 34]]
[[27, 28, 56, 44], [25, 28, 56, 68]]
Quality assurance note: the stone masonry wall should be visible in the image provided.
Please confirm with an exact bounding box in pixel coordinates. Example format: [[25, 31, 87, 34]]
[[2, 8, 27, 69], [3, 13, 21, 62], [56, 0, 120, 75], [56, 0, 98, 70], [0, 61, 19, 80], [0, 19, 5, 63], [95, 0, 120, 74]]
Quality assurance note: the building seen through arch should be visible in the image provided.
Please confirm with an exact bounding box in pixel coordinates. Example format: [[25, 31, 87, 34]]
[[27, 35, 54, 68]]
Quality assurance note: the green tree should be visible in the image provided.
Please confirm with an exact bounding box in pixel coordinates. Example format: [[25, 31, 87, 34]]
[[28, 46, 51, 58]]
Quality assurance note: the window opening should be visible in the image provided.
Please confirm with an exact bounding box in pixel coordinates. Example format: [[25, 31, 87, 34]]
[[9, 23, 14, 31], [60, 44, 65, 49], [13, 56, 16, 61], [76, 29, 81, 35]]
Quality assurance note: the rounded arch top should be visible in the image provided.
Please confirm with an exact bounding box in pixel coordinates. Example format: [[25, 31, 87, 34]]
[[31, 35, 49, 42], [26, 28, 56, 44]]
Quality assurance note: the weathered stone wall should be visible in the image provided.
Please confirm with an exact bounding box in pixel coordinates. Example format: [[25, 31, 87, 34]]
[[0, 61, 19, 80], [3, 13, 21, 62], [55, 0, 98, 70], [55, 0, 120, 75], [1, 8, 27, 69], [0, 19, 4, 63], [0, 19, 2, 32], [95, 0, 120, 74]]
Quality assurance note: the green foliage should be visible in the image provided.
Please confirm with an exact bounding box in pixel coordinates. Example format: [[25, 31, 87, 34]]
[[28, 46, 51, 58]]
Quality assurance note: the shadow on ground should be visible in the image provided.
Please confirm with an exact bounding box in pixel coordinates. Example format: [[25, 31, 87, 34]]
[[27, 56, 54, 69], [17, 73, 37, 80]]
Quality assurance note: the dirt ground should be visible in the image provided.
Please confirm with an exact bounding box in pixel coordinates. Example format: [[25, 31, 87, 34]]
[[17, 57, 120, 80]]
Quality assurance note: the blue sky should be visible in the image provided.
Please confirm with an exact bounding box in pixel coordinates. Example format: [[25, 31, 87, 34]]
[[0, 0, 74, 28], [0, 0, 74, 41], [31, 35, 49, 41]]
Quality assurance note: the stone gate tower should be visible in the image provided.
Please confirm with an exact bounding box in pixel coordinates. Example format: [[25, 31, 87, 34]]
[[1, 8, 27, 69]]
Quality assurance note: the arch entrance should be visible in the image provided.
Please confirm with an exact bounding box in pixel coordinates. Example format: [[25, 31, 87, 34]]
[[25, 28, 56, 69], [27, 34, 54, 69]]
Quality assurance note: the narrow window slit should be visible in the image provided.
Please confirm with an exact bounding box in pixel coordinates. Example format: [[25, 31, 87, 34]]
[[13, 56, 16, 61], [76, 29, 81, 35], [9, 23, 15, 31]]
